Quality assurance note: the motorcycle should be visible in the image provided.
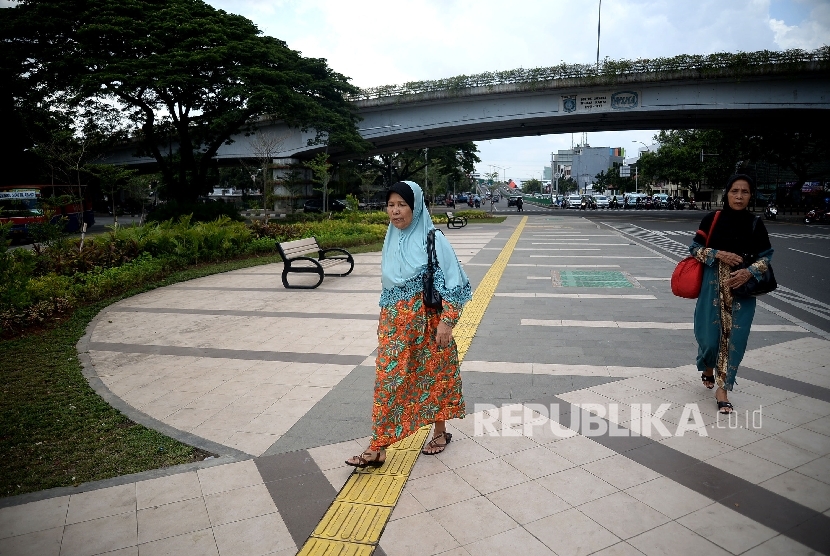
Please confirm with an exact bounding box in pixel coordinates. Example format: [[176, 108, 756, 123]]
[[580, 199, 588, 211], [689, 200, 697, 210], [805, 208, 830, 224], [764, 205, 778, 221]]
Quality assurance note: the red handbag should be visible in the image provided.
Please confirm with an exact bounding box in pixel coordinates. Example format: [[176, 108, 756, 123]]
[[671, 211, 721, 299]]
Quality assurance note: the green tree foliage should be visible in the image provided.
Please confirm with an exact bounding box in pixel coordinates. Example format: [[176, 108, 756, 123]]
[[522, 178, 543, 194], [355, 143, 481, 187], [637, 130, 744, 193], [304, 153, 333, 211], [4, 0, 364, 202], [558, 177, 578, 194], [742, 132, 830, 186], [594, 167, 635, 194]]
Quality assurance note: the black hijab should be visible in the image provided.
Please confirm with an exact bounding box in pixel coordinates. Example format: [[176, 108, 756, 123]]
[[386, 182, 415, 211], [694, 175, 772, 256]]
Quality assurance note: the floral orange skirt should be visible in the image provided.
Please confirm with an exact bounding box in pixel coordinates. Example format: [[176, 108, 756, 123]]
[[369, 296, 465, 450]]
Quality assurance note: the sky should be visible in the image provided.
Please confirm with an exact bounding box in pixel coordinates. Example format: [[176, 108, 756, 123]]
[[5, 0, 829, 182]]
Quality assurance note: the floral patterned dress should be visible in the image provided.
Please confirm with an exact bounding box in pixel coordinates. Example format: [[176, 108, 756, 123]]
[[369, 277, 466, 450]]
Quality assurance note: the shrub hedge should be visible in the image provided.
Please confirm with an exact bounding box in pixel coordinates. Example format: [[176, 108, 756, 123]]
[[1, 209, 503, 336]]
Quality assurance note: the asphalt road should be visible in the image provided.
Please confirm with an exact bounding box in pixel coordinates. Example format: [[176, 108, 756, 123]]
[[502, 206, 830, 337]]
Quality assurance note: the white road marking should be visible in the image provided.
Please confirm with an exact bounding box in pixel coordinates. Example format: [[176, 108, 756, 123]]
[[499, 293, 656, 299], [789, 248, 830, 259], [521, 319, 806, 332], [529, 255, 661, 259]]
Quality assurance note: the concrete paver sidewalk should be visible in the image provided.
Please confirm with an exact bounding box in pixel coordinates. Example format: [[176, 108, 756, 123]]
[[1, 216, 829, 556]]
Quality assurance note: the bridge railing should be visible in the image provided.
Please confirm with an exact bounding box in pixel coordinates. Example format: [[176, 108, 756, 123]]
[[348, 47, 830, 101]]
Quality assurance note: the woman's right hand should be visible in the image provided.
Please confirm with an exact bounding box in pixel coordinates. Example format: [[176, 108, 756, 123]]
[[715, 250, 743, 267]]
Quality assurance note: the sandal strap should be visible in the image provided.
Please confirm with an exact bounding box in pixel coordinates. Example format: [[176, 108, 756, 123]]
[[426, 432, 451, 449]]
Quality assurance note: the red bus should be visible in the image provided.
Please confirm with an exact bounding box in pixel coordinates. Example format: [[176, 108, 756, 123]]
[[0, 185, 95, 241]]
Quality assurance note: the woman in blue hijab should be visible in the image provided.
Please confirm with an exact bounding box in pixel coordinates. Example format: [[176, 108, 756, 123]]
[[346, 182, 472, 467]]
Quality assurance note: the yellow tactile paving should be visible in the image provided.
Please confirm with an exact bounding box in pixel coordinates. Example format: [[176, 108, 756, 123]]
[[339, 473, 408, 505], [454, 216, 528, 361], [354, 448, 420, 476], [312, 501, 392, 543], [298, 218, 527, 554], [297, 537, 376, 555]]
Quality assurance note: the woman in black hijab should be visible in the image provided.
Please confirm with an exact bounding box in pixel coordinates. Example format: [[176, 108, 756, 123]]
[[689, 175, 773, 414]]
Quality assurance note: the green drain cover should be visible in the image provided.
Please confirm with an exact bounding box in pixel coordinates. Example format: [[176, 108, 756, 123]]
[[554, 270, 634, 288]]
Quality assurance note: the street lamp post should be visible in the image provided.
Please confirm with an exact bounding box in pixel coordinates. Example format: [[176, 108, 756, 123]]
[[632, 141, 650, 195]]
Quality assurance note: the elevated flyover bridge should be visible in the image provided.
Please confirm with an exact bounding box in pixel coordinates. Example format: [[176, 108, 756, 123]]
[[105, 48, 830, 165]]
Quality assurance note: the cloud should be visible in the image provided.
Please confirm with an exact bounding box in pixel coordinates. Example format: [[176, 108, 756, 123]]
[[769, 1, 830, 49], [203, 1, 828, 177]]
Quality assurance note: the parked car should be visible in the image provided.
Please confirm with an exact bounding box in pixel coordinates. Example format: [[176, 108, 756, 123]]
[[303, 198, 346, 213]]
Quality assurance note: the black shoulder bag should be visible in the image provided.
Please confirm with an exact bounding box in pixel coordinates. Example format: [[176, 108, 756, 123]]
[[732, 217, 777, 297], [422, 229, 443, 309]]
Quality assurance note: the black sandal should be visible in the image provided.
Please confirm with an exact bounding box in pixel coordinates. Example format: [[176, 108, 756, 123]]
[[701, 373, 715, 389], [717, 401, 734, 414], [422, 432, 452, 455], [345, 450, 385, 468]]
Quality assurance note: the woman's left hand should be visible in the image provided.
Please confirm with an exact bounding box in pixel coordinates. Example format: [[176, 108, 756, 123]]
[[726, 268, 753, 289], [436, 321, 453, 347]]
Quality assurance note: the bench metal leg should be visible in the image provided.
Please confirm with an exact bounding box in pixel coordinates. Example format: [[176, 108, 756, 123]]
[[282, 269, 325, 289]]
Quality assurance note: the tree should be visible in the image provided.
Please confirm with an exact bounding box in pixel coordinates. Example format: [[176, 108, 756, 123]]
[[636, 130, 744, 194], [304, 153, 332, 211], [86, 164, 137, 227], [594, 167, 635, 194], [357, 143, 480, 187], [744, 132, 830, 187], [559, 177, 578, 194], [5, 0, 365, 203], [282, 169, 307, 214], [522, 178, 543, 194], [248, 131, 286, 222]]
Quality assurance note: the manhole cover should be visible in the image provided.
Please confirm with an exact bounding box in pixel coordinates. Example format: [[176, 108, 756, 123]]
[[552, 270, 635, 288]]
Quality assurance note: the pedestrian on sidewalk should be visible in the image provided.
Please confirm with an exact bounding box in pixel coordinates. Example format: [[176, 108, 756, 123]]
[[690, 174, 773, 414], [346, 181, 472, 467]]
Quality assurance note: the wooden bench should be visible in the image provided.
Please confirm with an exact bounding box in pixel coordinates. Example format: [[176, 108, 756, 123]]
[[276, 237, 354, 289], [446, 211, 468, 229]]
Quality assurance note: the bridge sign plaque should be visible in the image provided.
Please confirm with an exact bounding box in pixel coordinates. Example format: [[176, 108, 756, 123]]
[[561, 91, 640, 113]]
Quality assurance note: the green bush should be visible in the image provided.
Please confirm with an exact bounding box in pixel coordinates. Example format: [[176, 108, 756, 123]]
[[0, 215, 389, 337]]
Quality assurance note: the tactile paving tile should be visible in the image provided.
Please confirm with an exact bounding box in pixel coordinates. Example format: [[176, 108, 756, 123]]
[[355, 446, 420, 476], [297, 537, 375, 556], [386, 425, 430, 451], [339, 473, 407, 505], [298, 221, 528, 554], [312, 501, 391, 544], [454, 216, 527, 360]]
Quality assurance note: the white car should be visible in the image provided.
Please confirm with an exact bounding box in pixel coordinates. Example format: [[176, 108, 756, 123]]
[[593, 195, 609, 209], [565, 195, 582, 209]]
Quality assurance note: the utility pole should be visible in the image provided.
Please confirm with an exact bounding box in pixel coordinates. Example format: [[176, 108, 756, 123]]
[[596, 0, 602, 68]]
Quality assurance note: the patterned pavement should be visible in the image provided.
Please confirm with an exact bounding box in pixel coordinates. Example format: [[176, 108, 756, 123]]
[[1, 215, 829, 556]]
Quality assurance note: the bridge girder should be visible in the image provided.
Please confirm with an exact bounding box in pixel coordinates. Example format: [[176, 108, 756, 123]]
[[105, 71, 829, 166]]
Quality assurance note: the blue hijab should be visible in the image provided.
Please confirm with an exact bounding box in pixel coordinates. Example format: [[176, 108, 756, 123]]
[[380, 181, 472, 308]]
